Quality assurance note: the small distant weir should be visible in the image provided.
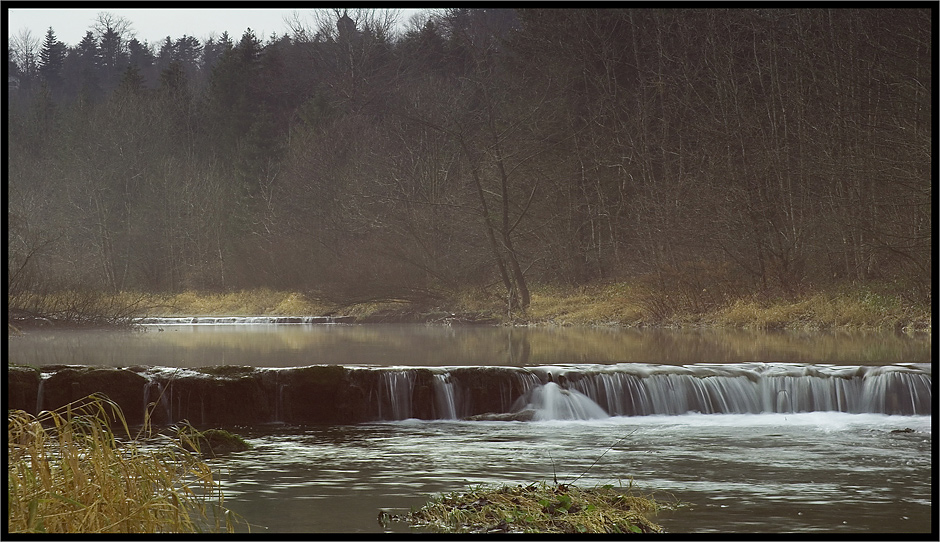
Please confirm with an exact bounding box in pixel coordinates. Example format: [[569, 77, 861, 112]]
[[9, 363, 930, 426], [136, 316, 354, 325]]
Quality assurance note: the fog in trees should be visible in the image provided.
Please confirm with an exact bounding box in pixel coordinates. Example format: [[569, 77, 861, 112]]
[[7, 8, 931, 312]]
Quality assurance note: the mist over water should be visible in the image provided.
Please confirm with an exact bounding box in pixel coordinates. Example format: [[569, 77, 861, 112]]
[[9, 323, 932, 533], [8, 323, 931, 367]]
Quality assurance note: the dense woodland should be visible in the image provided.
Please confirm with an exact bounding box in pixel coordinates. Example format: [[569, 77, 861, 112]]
[[7, 8, 932, 314]]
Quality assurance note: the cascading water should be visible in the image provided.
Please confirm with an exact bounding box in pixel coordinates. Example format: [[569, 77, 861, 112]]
[[377, 370, 416, 420], [274, 382, 287, 423], [35, 377, 46, 413], [559, 364, 932, 416], [143, 380, 173, 423], [513, 382, 609, 420], [432, 374, 459, 419], [20, 362, 929, 426]]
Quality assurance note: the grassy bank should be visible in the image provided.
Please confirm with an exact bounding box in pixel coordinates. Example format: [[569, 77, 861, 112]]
[[148, 289, 330, 317], [7, 394, 243, 533], [9, 280, 930, 333], [155, 281, 930, 333]]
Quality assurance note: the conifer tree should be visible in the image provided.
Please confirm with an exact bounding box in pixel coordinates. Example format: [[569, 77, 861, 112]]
[[126, 38, 155, 86], [98, 25, 126, 93], [38, 28, 67, 96], [73, 31, 102, 101]]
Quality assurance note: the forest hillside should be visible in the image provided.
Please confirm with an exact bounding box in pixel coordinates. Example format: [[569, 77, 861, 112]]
[[7, 8, 931, 326]]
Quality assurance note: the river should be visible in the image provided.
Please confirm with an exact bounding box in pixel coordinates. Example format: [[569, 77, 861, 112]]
[[7, 322, 933, 534]]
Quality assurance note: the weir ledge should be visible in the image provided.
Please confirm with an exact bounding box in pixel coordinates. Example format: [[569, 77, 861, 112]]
[[7, 363, 931, 427]]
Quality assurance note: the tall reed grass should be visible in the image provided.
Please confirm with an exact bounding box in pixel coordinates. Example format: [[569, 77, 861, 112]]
[[7, 393, 243, 533]]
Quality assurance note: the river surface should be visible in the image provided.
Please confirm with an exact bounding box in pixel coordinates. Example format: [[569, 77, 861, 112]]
[[217, 414, 932, 534], [8, 322, 932, 367], [8, 323, 933, 534]]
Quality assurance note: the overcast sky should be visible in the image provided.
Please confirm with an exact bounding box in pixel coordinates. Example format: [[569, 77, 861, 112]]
[[7, 7, 425, 48]]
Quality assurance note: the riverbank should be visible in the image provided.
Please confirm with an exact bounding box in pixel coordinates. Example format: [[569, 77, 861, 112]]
[[8, 280, 931, 334], [147, 281, 930, 334]]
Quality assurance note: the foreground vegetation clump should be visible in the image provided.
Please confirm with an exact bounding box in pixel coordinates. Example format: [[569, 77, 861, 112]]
[[7, 393, 243, 533], [387, 482, 669, 534], [179, 428, 251, 457]]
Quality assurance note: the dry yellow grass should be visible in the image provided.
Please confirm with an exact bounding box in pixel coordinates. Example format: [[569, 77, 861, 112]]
[[712, 288, 930, 332], [523, 283, 645, 326], [449, 283, 645, 326], [14, 278, 925, 333], [150, 289, 330, 316], [7, 394, 243, 533]]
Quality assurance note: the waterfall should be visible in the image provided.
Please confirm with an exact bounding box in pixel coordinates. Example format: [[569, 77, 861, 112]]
[[378, 370, 416, 420], [143, 380, 173, 423], [560, 364, 931, 416], [35, 377, 46, 413], [274, 382, 287, 423], [514, 382, 609, 420], [24, 363, 927, 427], [858, 368, 933, 415], [433, 374, 459, 419]]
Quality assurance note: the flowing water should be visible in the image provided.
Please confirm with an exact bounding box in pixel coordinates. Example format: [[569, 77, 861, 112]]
[[8, 323, 933, 534], [216, 414, 931, 534]]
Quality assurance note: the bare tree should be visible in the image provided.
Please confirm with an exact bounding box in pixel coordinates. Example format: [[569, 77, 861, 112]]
[[92, 12, 136, 44], [286, 8, 401, 43], [10, 29, 40, 81]]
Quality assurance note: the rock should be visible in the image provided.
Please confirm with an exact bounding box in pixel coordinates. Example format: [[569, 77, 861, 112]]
[[183, 428, 250, 456], [42, 367, 148, 424], [463, 409, 536, 422], [7, 366, 40, 413]]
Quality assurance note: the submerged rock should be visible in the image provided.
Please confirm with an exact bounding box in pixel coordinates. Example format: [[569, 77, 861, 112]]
[[182, 428, 251, 456], [463, 409, 536, 422]]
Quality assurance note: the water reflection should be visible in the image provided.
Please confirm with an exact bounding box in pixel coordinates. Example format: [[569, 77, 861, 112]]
[[8, 324, 931, 368]]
